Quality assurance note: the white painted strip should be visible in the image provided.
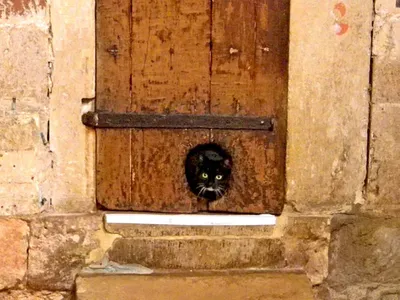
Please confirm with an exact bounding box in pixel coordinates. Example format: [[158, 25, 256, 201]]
[[105, 213, 276, 226]]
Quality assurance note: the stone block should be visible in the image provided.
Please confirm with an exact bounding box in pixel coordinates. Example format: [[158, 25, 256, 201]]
[[28, 214, 103, 290], [0, 26, 49, 110], [327, 215, 400, 290], [317, 284, 400, 300], [372, 2, 400, 104], [108, 237, 285, 270], [282, 216, 331, 285], [48, 0, 96, 212], [0, 115, 38, 151], [0, 219, 29, 290], [381, 295, 400, 300], [76, 271, 314, 300], [372, 57, 400, 104], [0, 151, 36, 183], [375, 0, 400, 13], [0, 183, 38, 215], [367, 105, 400, 215], [0, 290, 71, 300], [368, 285, 400, 300], [286, 0, 372, 213], [105, 223, 274, 237], [372, 58, 400, 104], [325, 285, 369, 300]]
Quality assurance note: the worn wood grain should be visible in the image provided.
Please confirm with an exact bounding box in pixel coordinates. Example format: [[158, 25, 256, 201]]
[[131, 0, 210, 114], [130, 129, 209, 212], [96, 0, 132, 209], [211, 0, 257, 116], [254, 0, 289, 117], [127, 0, 212, 212], [211, 0, 288, 116], [255, 0, 289, 149], [208, 131, 284, 214], [97, 129, 132, 209], [208, 0, 289, 213], [95, 0, 289, 213]]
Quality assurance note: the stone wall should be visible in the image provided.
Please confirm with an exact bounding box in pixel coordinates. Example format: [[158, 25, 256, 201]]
[[0, 0, 399, 299]]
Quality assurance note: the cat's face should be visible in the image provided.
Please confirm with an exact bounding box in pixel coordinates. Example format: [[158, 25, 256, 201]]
[[185, 143, 233, 201], [187, 150, 232, 200]]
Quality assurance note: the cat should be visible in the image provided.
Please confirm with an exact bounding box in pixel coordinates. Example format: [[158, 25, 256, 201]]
[[185, 143, 233, 201]]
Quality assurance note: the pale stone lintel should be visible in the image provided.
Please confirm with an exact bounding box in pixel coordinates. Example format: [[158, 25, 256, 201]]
[[105, 213, 277, 226]]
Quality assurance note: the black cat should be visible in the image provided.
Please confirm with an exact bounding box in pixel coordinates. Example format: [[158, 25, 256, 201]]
[[185, 143, 233, 201]]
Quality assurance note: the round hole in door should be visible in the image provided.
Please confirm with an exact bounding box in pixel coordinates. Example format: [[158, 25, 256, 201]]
[[185, 143, 233, 201]]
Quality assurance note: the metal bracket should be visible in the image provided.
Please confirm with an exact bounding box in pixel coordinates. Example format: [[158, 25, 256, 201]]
[[82, 111, 274, 131]]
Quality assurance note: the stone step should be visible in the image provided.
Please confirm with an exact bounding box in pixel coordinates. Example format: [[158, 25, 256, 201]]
[[107, 236, 285, 270], [76, 270, 314, 300], [105, 221, 276, 238]]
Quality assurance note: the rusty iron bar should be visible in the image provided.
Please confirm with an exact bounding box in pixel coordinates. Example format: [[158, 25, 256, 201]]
[[82, 111, 274, 131]]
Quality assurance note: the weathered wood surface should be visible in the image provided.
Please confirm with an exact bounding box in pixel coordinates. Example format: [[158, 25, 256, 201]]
[[207, 0, 289, 213], [208, 131, 284, 214], [96, 0, 132, 209], [211, 0, 257, 116], [130, 0, 210, 114], [128, 0, 211, 212], [95, 0, 289, 213], [255, 0, 290, 153], [130, 130, 209, 212]]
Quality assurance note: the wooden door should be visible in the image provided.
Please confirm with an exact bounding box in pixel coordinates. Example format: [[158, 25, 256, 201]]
[[94, 0, 289, 214]]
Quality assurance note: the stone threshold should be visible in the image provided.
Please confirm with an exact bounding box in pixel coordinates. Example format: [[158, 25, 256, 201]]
[[76, 269, 314, 300], [105, 212, 277, 226]]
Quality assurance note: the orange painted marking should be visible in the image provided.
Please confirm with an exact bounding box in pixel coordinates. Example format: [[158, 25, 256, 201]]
[[335, 23, 349, 36], [334, 2, 346, 17]]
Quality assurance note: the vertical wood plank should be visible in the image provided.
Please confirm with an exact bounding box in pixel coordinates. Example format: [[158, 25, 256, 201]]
[[211, 0, 258, 115], [96, 0, 132, 209], [129, 0, 212, 212], [255, 0, 289, 148], [131, 0, 210, 114], [209, 0, 289, 213], [254, 0, 289, 214], [211, 0, 289, 116]]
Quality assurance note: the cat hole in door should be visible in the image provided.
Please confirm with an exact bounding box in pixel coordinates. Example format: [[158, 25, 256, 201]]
[[185, 143, 233, 201]]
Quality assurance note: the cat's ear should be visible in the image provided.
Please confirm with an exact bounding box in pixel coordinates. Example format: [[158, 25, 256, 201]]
[[224, 158, 232, 168]]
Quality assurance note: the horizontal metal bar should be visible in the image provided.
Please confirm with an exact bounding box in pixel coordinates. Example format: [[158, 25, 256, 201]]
[[82, 111, 274, 131]]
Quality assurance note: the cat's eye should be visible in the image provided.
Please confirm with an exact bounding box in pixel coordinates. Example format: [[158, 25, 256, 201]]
[[215, 175, 223, 180], [201, 173, 208, 179]]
